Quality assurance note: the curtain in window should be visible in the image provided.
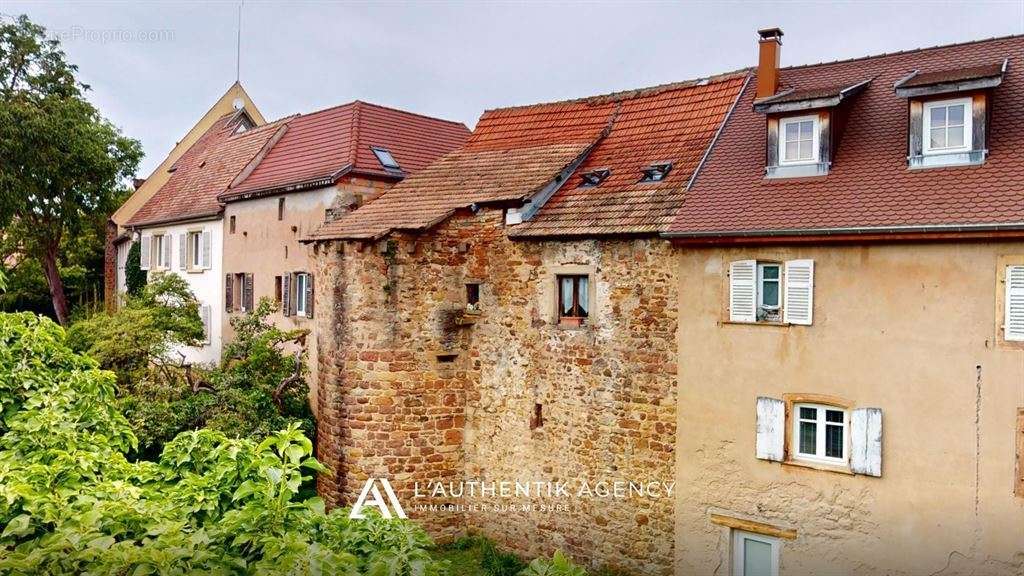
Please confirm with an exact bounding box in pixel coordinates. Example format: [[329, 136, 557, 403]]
[[561, 277, 574, 316], [577, 276, 589, 316]]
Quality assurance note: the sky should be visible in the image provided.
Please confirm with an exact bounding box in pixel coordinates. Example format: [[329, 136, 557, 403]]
[[5, 1, 1024, 177]]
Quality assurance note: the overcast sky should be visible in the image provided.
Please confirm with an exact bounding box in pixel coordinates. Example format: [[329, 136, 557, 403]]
[[5, 1, 1023, 177]]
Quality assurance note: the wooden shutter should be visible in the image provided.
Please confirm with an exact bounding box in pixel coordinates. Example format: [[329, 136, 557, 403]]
[[783, 259, 814, 325], [305, 273, 314, 318], [140, 235, 151, 270], [225, 274, 234, 312], [850, 407, 882, 477], [755, 397, 785, 462], [200, 304, 211, 345], [243, 273, 254, 312], [162, 235, 172, 269], [729, 260, 757, 322], [282, 274, 292, 317], [179, 234, 188, 270], [1005, 266, 1024, 341], [201, 230, 212, 269]]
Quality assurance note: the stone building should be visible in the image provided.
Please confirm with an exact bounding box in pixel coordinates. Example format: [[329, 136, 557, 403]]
[[304, 73, 747, 574], [667, 32, 1024, 575]]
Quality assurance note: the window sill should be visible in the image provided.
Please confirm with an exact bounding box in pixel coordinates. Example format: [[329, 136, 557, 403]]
[[908, 150, 986, 169], [765, 162, 830, 179], [781, 458, 854, 476], [722, 320, 791, 328], [556, 317, 589, 330]]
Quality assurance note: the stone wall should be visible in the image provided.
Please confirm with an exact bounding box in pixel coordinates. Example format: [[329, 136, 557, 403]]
[[313, 207, 678, 574]]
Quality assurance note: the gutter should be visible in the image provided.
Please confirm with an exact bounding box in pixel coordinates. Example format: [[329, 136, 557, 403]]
[[126, 211, 223, 231], [664, 221, 1024, 241]]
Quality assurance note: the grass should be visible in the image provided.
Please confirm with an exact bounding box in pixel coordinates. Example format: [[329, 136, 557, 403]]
[[431, 533, 526, 576]]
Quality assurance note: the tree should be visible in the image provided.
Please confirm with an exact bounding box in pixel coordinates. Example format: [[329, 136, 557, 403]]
[[0, 15, 141, 325], [125, 240, 146, 296]]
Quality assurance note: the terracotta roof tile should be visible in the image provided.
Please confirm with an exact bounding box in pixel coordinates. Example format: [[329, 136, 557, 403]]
[[222, 101, 469, 199], [900, 62, 1005, 88], [669, 35, 1024, 237], [310, 73, 747, 241], [126, 113, 290, 227]]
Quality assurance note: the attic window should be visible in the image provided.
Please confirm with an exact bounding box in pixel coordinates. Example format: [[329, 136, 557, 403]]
[[640, 162, 672, 183], [371, 147, 400, 170], [579, 169, 611, 187]]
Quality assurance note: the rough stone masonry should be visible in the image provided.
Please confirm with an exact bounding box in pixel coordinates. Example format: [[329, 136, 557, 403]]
[[311, 206, 678, 574]]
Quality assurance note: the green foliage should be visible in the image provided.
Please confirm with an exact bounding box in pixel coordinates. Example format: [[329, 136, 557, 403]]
[[125, 240, 146, 296], [519, 552, 587, 576], [0, 14, 142, 323], [479, 538, 527, 576], [0, 311, 443, 574]]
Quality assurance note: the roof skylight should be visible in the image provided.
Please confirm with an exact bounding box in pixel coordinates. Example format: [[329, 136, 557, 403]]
[[579, 168, 611, 187], [640, 162, 673, 183], [372, 147, 401, 170]]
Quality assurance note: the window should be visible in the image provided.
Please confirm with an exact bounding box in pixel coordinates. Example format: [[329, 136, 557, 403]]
[[579, 168, 611, 187], [230, 273, 253, 313], [779, 115, 819, 165], [275, 276, 283, 305], [756, 263, 780, 321], [466, 283, 481, 311], [732, 530, 779, 576], [371, 147, 400, 170], [640, 162, 672, 183], [152, 234, 168, 269], [793, 403, 847, 465], [557, 275, 589, 324], [188, 231, 202, 269], [278, 198, 285, 221], [1005, 265, 1024, 341], [230, 215, 236, 234], [729, 260, 813, 325], [923, 98, 971, 154], [295, 272, 309, 316]]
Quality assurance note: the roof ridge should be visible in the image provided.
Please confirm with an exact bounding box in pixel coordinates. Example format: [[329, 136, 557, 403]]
[[482, 69, 752, 114], [348, 101, 362, 167], [781, 33, 1024, 72], [226, 114, 297, 139], [354, 99, 470, 128]]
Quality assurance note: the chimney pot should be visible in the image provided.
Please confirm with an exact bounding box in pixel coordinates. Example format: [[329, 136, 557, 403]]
[[756, 27, 783, 99]]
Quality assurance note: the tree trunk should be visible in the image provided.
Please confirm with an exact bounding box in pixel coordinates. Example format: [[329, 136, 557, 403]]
[[40, 243, 69, 325]]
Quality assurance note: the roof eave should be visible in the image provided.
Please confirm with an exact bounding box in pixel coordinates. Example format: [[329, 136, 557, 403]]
[[127, 211, 223, 230], [664, 222, 1024, 244], [894, 75, 1004, 98], [752, 78, 873, 114]]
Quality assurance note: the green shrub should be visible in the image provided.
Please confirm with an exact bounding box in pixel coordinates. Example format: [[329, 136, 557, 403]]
[[0, 311, 442, 574], [480, 538, 528, 576], [125, 240, 146, 296], [520, 551, 587, 576]]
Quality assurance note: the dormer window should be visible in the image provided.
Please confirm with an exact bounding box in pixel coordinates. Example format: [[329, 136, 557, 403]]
[[778, 115, 820, 165], [640, 162, 672, 183], [579, 168, 610, 187], [923, 98, 971, 155], [371, 147, 401, 171]]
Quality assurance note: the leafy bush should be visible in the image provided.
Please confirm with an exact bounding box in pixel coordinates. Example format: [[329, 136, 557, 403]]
[[125, 240, 146, 296], [520, 551, 587, 576], [479, 538, 527, 576], [0, 311, 442, 575]]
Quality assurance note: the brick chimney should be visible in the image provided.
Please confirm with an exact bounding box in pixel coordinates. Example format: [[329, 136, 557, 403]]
[[756, 27, 783, 99]]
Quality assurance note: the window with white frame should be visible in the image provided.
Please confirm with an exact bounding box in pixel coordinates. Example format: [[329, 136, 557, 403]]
[[732, 530, 779, 576], [189, 231, 202, 269], [778, 115, 819, 165], [729, 260, 813, 325], [153, 234, 167, 269], [793, 403, 847, 465], [295, 273, 309, 316], [756, 263, 781, 321], [923, 98, 972, 155]]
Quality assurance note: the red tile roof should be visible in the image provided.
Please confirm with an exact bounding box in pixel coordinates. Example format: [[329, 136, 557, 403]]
[[669, 35, 1024, 239], [309, 73, 747, 241], [900, 62, 1005, 88], [126, 112, 289, 227], [220, 101, 469, 200]]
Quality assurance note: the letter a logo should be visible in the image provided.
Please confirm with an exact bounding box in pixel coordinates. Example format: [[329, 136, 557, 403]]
[[349, 478, 407, 519]]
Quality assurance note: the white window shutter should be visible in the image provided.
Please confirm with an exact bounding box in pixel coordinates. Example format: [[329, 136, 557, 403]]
[[755, 397, 785, 462], [783, 259, 814, 325], [179, 234, 187, 270], [200, 304, 211, 345], [140, 235, 151, 270], [162, 235, 172, 268], [729, 260, 757, 322], [282, 274, 292, 317], [201, 230, 212, 269], [851, 407, 882, 477], [1005, 266, 1024, 341]]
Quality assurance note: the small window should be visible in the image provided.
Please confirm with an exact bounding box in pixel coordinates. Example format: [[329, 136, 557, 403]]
[[371, 147, 400, 170], [557, 275, 589, 324], [756, 263, 781, 322], [779, 115, 819, 165], [923, 98, 971, 155], [466, 283, 481, 311], [278, 198, 286, 221], [793, 403, 848, 465], [189, 231, 202, 269], [153, 234, 167, 268], [274, 276, 283, 305], [732, 530, 779, 576], [640, 162, 672, 183], [295, 273, 309, 316], [230, 215, 236, 234], [579, 168, 611, 187]]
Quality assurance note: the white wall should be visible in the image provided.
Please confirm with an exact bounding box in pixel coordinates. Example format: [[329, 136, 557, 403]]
[[138, 218, 224, 365]]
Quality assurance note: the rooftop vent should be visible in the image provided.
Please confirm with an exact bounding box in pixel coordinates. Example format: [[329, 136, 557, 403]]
[[371, 147, 401, 170], [579, 168, 611, 187], [640, 162, 672, 183]]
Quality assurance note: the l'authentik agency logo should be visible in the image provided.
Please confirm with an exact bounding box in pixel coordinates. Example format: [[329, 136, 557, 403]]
[[349, 478, 407, 519]]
